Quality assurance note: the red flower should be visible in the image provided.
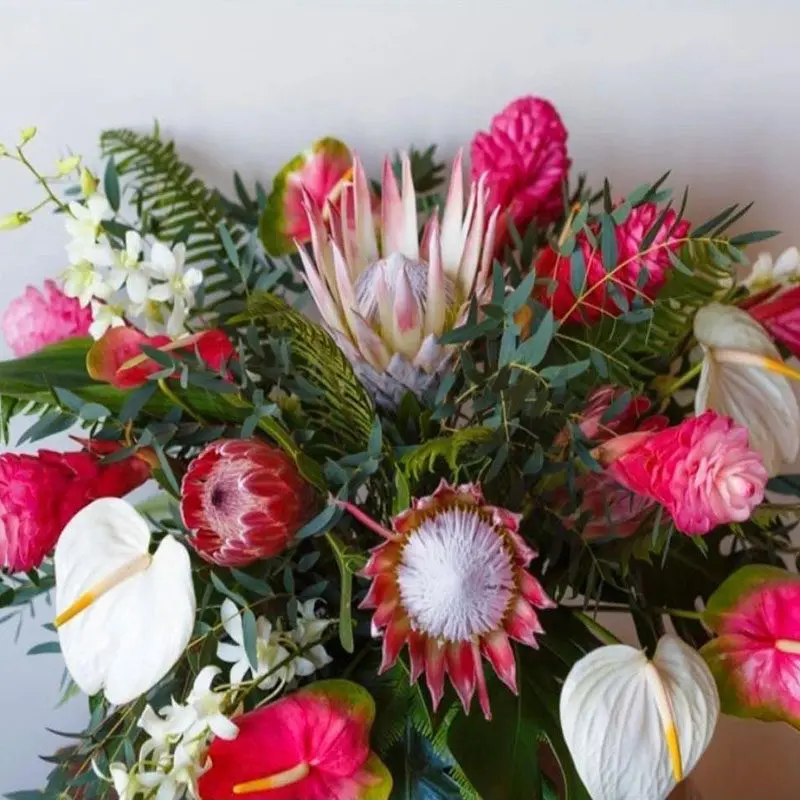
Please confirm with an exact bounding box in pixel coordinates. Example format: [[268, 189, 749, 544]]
[[180, 439, 314, 567], [600, 411, 767, 535], [0, 444, 152, 572], [535, 203, 690, 324], [197, 680, 392, 799], [471, 96, 570, 240], [744, 285, 800, 359], [86, 327, 235, 389]]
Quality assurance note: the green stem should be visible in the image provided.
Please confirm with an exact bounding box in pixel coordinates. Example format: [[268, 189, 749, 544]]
[[660, 360, 702, 398], [16, 147, 68, 212], [659, 607, 704, 621], [157, 379, 204, 423]]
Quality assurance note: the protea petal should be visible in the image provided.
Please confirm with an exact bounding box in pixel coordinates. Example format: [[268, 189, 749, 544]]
[[349, 310, 391, 371], [440, 149, 465, 278], [379, 613, 410, 674], [476, 206, 500, 299], [425, 637, 447, 710], [296, 244, 343, 331], [353, 156, 378, 273], [473, 641, 492, 720], [506, 597, 544, 646], [407, 630, 426, 684], [381, 157, 403, 256], [458, 174, 487, 296], [331, 241, 361, 345], [392, 267, 423, 359], [447, 641, 477, 713], [425, 217, 446, 337], [481, 629, 517, 694], [399, 152, 419, 261]]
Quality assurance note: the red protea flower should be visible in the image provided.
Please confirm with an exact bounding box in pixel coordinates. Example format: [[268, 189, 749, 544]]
[[471, 96, 570, 240], [2, 279, 92, 357], [87, 326, 235, 389], [338, 481, 554, 720], [535, 203, 690, 324], [0, 444, 152, 572], [744, 284, 800, 359], [181, 439, 315, 567]]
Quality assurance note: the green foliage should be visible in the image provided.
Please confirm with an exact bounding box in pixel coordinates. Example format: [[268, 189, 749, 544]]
[[401, 427, 494, 482]]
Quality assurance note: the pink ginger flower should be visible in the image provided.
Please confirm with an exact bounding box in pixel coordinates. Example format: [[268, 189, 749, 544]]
[[601, 410, 768, 535], [743, 284, 800, 359], [2, 280, 92, 357], [0, 445, 153, 572], [471, 96, 570, 241], [535, 203, 690, 324], [556, 387, 668, 540]]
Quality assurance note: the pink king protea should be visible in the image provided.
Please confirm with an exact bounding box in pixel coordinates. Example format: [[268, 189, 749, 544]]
[[599, 410, 768, 535], [181, 439, 315, 567], [295, 151, 497, 409], [2, 279, 92, 357], [471, 96, 570, 240], [535, 203, 690, 324], [339, 481, 554, 720]]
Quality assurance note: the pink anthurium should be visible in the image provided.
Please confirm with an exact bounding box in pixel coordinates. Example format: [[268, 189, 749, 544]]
[[260, 137, 355, 255], [86, 326, 235, 389], [701, 564, 800, 728], [197, 679, 392, 800]]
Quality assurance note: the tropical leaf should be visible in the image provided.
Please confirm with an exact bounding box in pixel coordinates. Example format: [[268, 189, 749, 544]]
[[401, 428, 494, 482], [233, 292, 375, 457]]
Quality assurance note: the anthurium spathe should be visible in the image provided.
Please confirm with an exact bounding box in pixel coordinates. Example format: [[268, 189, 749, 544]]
[[700, 564, 800, 729], [694, 302, 800, 475], [197, 679, 392, 800], [260, 137, 354, 256], [55, 498, 195, 705], [560, 635, 719, 800]]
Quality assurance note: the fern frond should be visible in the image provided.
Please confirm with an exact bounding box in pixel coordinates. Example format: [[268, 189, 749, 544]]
[[402, 428, 493, 482], [235, 292, 375, 457], [100, 129, 231, 268]]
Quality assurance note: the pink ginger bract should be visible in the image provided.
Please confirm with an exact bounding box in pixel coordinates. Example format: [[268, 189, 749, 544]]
[[535, 203, 690, 324], [602, 410, 768, 535], [181, 439, 315, 567], [340, 480, 554, 720], [2, 280, 91, 357], [471, 96, 570, 238]]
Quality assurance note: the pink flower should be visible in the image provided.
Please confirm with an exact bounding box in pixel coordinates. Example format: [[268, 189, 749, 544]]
[[556, 387, 668, 540], [535, 203, 690, 324], [181, 439, 315, 567], [0, 445, 153, 572], [743, 285, 800, 359], [471, 97, 570, 240], [603, 411, 768, 535], [2, 280, 92, 357]]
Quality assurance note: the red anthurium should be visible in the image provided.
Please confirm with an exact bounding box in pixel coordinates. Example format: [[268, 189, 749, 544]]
[[701, 564, 800, 728], [86, 327, 235, 389], [744, 284, 800, 359], [197, 680, 392, 800]]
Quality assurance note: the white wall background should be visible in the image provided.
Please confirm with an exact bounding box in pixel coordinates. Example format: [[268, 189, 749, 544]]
[[2, 0, 800, 795]]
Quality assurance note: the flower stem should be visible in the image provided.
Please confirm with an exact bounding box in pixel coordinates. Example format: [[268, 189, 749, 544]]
[[157, 378, 204, 423], [659, 360, 702, 398], [15, 146, 69, 213], [658, 607, 704, 621]]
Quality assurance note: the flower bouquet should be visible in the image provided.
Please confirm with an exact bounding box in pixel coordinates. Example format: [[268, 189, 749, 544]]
[[1, 96, 799, 800]]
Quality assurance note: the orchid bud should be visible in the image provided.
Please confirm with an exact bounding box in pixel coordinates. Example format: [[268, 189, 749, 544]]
[[56, 155, 82, 176], [80, 167, 99, 197], [19, 126, 37, 145], [0, 211, 32, 231]]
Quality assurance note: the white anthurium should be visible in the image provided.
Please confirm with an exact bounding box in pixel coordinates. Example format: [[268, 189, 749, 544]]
[[560, 635, 719, 800], [55, 498, 196, 706], [694, 302, 800, 475]]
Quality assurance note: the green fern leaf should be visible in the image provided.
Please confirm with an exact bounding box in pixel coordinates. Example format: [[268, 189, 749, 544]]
[[402, 428, 494, 482], [234, 292, 375, 457]]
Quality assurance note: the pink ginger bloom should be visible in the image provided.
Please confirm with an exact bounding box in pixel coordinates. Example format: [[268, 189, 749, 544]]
[[2, 280, 92, 357], [603, 410, 768, 535], [471, 96, 570, 241], [535, 203, 690, 324], [557, 387, 668, 540], [743, 284, 800, 359]]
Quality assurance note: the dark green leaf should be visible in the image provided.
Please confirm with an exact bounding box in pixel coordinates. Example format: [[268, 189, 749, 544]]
[[242, 608, 259, 672], [104, 156, 121, 212], [515, 310, 554, 367], [28, 641, 61, 655], [728, 229, 781, 246]]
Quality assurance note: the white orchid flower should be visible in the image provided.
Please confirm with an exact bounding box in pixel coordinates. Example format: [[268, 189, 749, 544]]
[[65, 195, 111, 260], [560, 635, 719, 800], [89, 300, 126, 340], [694, 302, 800, 475], [62, 260, 110, 307], [291, 599, 333, 676], [91, 231, 150, 303], [744, 246, 800, 292], [92, 760, 141, 800], [147, 241, 203, 334], [55, 498, 196, 705], [217, 598, 294, 691], [183, 665, 239, 741]]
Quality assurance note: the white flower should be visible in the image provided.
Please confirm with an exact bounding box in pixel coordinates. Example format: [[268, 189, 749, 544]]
[[62, 260, 110, 307], [291, 599, 333, 676], [93, 231, 150, 303], [217, 598, 294, 691], [89, 300, 126, 340], [148, 241, 203, 334], [92, 760, 141, 800], [744, 247, 800, 292], [65, 195, 111, 261], [183, 665, 239, 741]]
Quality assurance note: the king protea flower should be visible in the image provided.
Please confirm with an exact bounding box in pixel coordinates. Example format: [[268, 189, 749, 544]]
[[337, 481, 553, 720], [296, 153, 498, 409]]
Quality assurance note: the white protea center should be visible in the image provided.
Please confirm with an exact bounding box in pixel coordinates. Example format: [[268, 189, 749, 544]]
[[397, 508, 515, 641], [296, 151, 498, 409]]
